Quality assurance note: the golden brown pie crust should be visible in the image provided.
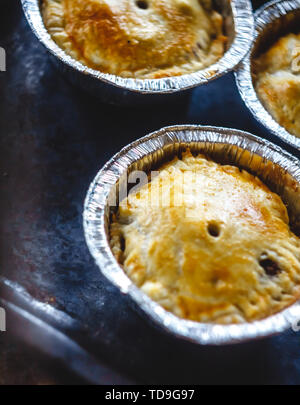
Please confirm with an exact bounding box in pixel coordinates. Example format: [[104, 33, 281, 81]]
[[110, 151, 300, 324], [254, 32, 300, 137], [42, 0, 226, 79]]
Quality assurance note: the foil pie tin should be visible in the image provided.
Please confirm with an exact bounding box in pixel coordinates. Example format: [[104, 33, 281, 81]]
[[21, 0, 254, 105], [83, 125, 300, 345], [236, 0, 300, 150]]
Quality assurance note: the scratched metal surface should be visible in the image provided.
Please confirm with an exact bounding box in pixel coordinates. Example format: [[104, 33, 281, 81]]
[[1, 0, 300, 384]]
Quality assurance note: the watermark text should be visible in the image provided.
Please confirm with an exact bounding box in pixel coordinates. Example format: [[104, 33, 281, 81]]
[[0, 307, 6, 332], [0, 47, 6, 72]]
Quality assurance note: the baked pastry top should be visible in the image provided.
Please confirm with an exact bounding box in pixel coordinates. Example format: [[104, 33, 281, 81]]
[[110, 151, 300, 324], [254, 32, 300, 137], [42, 0, 226, 79]]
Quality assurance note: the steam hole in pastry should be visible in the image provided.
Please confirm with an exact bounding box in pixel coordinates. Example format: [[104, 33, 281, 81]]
[[136, 0, 149, 9], [207, 222, 221, 237], [259, 258, 281, 276], [120, 235, 126, 252]]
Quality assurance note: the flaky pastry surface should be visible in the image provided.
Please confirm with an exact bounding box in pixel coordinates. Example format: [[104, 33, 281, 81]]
[[110, 151, 300, 324], [254, 32, 300, 137], [42, 0, 226, 79]]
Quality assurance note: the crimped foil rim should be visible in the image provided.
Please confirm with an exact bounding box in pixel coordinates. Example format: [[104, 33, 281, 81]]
[[83, 125, 300, 345], [235, 0, 300, 150], [21, 0, 254, 94]]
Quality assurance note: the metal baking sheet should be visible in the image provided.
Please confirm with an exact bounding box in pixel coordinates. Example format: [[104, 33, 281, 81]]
[[2, 0, 300, 384]]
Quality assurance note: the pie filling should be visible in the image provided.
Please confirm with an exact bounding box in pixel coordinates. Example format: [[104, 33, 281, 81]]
[[110, 151, 300, 324], [42, 0, 226, 79]]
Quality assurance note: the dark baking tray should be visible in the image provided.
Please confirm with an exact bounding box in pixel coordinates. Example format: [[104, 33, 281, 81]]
[[1, 0, 300, 384]]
